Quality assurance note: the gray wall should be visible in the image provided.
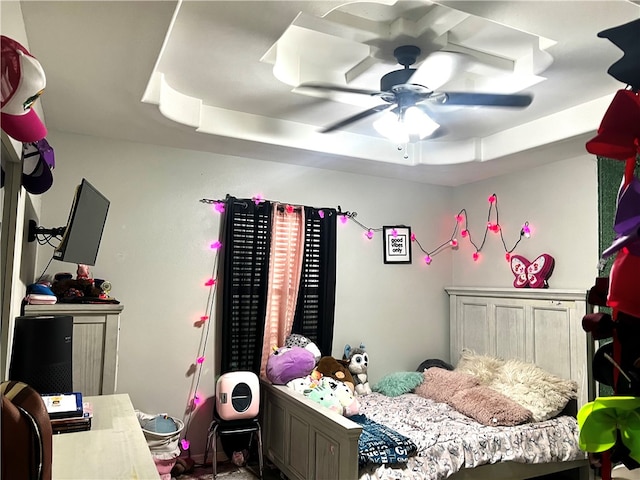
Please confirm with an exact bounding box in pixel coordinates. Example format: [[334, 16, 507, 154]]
[[34, 130, 599, 457], [452, 155, 599, 290], [36, 130, 454, 455], [20, 129, 598, 458]]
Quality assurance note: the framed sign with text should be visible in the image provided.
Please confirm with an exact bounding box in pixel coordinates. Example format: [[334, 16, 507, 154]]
[[383, 226, 412, 264]]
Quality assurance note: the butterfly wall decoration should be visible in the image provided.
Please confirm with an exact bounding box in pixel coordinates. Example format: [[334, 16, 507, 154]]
[[510, 254, 555, 289]]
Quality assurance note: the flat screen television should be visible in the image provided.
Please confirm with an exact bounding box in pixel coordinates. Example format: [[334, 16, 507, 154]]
[[52, 179, 110, 266]]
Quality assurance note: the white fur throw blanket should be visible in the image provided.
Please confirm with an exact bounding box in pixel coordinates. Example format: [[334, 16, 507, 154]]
[[454, 349, 578, 422]]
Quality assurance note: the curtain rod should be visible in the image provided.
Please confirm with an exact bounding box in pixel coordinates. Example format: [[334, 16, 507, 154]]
[[199, 197, 357, 218]]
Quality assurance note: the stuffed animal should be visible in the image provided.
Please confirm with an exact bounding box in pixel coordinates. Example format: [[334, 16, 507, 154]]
[[344, 343, 372, 396], [304, 384, 343, 415], [51, 277, 102, 300], [284, 333, 322, 364], [266, 346, 316, 385], [76, 264, 91, 280], [321, 377, 360, 417], [315, 356, 355, 393], [286, 373, 322, 394]]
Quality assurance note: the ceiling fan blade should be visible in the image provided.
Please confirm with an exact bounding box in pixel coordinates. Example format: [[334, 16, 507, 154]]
[[433, 92, 533, 107], [410, 51, 475, 90], [297, 82, 385, 97], [321, 104, 394, 133]]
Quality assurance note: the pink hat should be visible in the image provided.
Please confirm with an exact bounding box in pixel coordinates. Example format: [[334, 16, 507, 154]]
[[1, 35, 47, 142]]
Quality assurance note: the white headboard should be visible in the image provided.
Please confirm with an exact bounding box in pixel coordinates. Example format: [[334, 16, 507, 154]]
[[445, 287, 594, 410]]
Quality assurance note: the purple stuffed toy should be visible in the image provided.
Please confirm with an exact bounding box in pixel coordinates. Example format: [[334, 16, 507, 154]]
[[266, 346, 316, 385]]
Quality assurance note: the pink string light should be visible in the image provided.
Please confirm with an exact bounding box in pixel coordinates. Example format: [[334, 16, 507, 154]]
[[201, 194, 531, 272], [197, 356, 205, 364], [204, 278, 216, 286], [210, 241, 222, 250]]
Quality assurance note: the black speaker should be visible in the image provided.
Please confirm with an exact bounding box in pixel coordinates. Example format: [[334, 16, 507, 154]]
[[9, 315, 73, 394]]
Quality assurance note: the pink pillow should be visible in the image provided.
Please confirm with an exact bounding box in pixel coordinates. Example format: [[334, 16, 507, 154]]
[[414, 368, 480, 404], [450, 386, 533, 426]]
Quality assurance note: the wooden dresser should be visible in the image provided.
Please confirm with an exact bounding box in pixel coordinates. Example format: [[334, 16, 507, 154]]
[[23, 304, 123, 396]]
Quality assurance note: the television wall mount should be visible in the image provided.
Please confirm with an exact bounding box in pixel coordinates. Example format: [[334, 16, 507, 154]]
[[28, 219, 66, 243]]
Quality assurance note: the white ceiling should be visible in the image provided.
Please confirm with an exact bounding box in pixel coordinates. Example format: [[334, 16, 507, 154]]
[[15, 0, 640, 186]]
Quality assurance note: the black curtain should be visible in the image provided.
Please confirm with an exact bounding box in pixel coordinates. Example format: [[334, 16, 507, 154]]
[[220, 202, 337, 371], [220, 197, 273, 373], [291, 207, 337, 356]]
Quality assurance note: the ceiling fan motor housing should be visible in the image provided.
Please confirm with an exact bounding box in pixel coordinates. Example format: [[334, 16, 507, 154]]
[[380, 45, 422, 91], [380, 68, 417, 92]]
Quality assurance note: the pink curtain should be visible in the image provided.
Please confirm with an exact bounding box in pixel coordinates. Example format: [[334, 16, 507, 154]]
[[259, 204, 305, 379]]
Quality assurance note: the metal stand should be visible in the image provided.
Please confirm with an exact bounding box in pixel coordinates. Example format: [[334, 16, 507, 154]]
[[206, 415, 263, 479]]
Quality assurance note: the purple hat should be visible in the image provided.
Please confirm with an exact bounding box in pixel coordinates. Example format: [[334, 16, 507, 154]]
[[602, 176, 640, 259], [22, 138, 54, 194]]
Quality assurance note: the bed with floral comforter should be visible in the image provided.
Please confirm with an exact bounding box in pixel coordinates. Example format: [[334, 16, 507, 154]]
[[357, 393, 585, 480]]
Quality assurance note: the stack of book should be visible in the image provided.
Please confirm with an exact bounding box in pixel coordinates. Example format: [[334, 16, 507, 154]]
[[41, 392, 93, 434], [50, 402, 93, 434]]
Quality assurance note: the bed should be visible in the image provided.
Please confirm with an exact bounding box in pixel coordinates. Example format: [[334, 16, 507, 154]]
[[261, 287, 595, 480]]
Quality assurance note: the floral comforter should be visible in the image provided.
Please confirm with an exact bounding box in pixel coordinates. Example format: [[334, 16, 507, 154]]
[[357, 393, 585, 480]]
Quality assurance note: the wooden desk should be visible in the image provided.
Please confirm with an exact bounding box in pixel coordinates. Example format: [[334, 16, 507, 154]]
[[52, 393, 160, 479]]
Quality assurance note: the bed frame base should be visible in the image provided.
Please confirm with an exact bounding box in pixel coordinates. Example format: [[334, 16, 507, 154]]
[[261, 381, 362, 480], [449, 459, 591, 480]]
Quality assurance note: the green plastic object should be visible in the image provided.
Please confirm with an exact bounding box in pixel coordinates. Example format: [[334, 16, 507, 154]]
[[577, 396, 640, 462]]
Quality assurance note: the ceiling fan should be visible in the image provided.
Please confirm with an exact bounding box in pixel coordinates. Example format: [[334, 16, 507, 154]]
[[298, 45, 533, 142]]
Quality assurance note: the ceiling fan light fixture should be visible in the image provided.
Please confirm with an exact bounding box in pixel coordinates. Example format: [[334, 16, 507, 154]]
[[405, 107, 440, 139], [373, 111, 409, 144], [373, 107, 439, 143]]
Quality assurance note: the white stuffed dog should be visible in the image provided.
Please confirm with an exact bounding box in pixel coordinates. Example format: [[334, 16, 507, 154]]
[[344, 343, 372, 396]]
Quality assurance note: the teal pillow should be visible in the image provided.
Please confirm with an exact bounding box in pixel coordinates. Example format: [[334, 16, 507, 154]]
[[373, 371, 425, 397]]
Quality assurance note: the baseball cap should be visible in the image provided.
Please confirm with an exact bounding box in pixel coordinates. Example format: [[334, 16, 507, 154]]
[[22, 138, 54, 194], [1, 35, 47, 142]]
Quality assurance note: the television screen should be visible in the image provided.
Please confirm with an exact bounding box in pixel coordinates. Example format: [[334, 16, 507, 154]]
[[53, 179, 110, 266]]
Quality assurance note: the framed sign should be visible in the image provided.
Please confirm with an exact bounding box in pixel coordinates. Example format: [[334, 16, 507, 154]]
[[383, 226, 412, 264]]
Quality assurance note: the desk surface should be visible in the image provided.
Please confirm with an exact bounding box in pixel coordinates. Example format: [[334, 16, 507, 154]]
[[53, 393, 160, 479]]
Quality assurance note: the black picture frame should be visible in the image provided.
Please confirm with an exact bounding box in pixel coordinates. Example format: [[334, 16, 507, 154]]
[[383, 226, 412, 264]]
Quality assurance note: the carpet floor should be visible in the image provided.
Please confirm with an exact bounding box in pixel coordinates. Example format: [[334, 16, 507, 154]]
[[173, 460, 282, 480]]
